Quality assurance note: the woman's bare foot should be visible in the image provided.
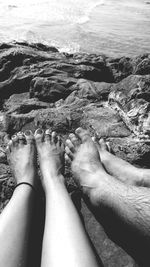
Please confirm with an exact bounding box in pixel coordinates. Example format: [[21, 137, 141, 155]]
[[94, 137, 150, 187], [6, 130, 37, 187], [65, 127, 112, 202], [34, 129, 65, 190]]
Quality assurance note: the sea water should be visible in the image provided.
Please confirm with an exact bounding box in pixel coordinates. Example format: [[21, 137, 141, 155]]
[[0, 0, 150, 57]]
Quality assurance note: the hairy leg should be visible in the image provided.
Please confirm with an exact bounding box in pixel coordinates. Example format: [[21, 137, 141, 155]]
[[35, 129, 102, 267], [94, 137, 150, 187], [0, 131, 37, 267], [66, 128, 150, 266]]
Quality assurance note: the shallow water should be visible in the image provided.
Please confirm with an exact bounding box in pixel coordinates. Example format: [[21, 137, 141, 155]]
[[0, 0, 150, 57]]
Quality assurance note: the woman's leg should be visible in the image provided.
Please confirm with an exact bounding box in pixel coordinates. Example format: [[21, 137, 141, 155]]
[[35, 129, 102, 267], [0, 131, 38, 267]]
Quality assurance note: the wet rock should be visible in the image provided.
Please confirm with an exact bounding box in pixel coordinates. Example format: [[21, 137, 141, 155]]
[[14, 41, 59, 52]]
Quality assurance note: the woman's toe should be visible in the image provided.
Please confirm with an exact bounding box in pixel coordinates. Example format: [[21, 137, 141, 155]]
[[6, 140, 13, 153], [45, 129, 51, 143], [24, 130, 34, 144], [34, 129, 44, 145], [17, 132, 26, 146], [51, 131, 57, 144], [11, 134, 19, 147]]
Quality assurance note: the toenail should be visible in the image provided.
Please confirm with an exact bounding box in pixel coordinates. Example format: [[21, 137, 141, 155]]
[[52, 131, 56, 136], [24, 130, 33, 136], [36, 129, 43, 135], [69, 133, 76, 139], [45, 129, 51, 135], [17, 132, 25, 137], [18, 131, 23, 135], [8, 140, 13, 146], [51, 132, 57, 140], [6, 145, 10, 152], [75, 127, 82, 134], [12, 135, 18, 141]]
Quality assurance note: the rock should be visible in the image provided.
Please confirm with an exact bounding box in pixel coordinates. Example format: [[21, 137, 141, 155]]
[[107, 56, 133, 82], [131, 54, 150, 75], [0, 176, 15, 212], [107, 54, 150, 82], [81, 200, 136, 267], [0, 112, 8, 132], [4, 93, 52, 113], [29, 76, 75, 102], [0, 147, 7, 164], [109, 74, 150, 136], [14, 41, 59, 52], [67, 79, 112, 101]]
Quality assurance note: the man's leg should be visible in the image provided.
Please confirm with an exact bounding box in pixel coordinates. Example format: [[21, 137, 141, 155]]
[[93, 137, 150, 187], [66, 128, 150, 266], [0, 131, 37, 267], [35, 129, 103, 267]]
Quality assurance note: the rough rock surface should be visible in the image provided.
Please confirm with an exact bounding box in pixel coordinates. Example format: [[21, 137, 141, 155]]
[[1, 42, 150, 266]]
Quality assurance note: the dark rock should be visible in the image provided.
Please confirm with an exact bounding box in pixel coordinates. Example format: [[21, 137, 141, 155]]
[[0, 112, 7, 132], [131, 54, 150, 75], [0, 176, 15, 212], [30, 76, 75, 102], [14, 41, 59, 52], [107, 54, 150, 82], [4, 93, 52, 114], [0, 43, 13, 50], [0, 148, 7, 164], [107, 56, 133, 82]]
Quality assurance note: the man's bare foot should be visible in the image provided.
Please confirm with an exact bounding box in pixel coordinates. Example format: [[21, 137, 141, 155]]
[[34, 129, 65, 190], [65, 127, 112, 202], [6, 130, 37, 187], [93, 137, 150, 187]]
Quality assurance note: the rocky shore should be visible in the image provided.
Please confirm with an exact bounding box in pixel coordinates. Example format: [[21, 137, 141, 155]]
[[1, 42, 150, 266]]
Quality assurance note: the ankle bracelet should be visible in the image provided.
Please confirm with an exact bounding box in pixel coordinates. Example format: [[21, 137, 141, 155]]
[[15, 182, 36, 193]]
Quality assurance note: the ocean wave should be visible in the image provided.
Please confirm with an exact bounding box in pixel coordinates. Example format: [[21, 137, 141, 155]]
[[0, 0, 104, 53], [0, 0, 104, 25], [0, 29, 81, 54]]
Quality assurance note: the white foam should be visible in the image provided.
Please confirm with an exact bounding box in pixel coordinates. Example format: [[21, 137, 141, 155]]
[[0, 0, 104, 24], [0, 0, 104, 53]]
